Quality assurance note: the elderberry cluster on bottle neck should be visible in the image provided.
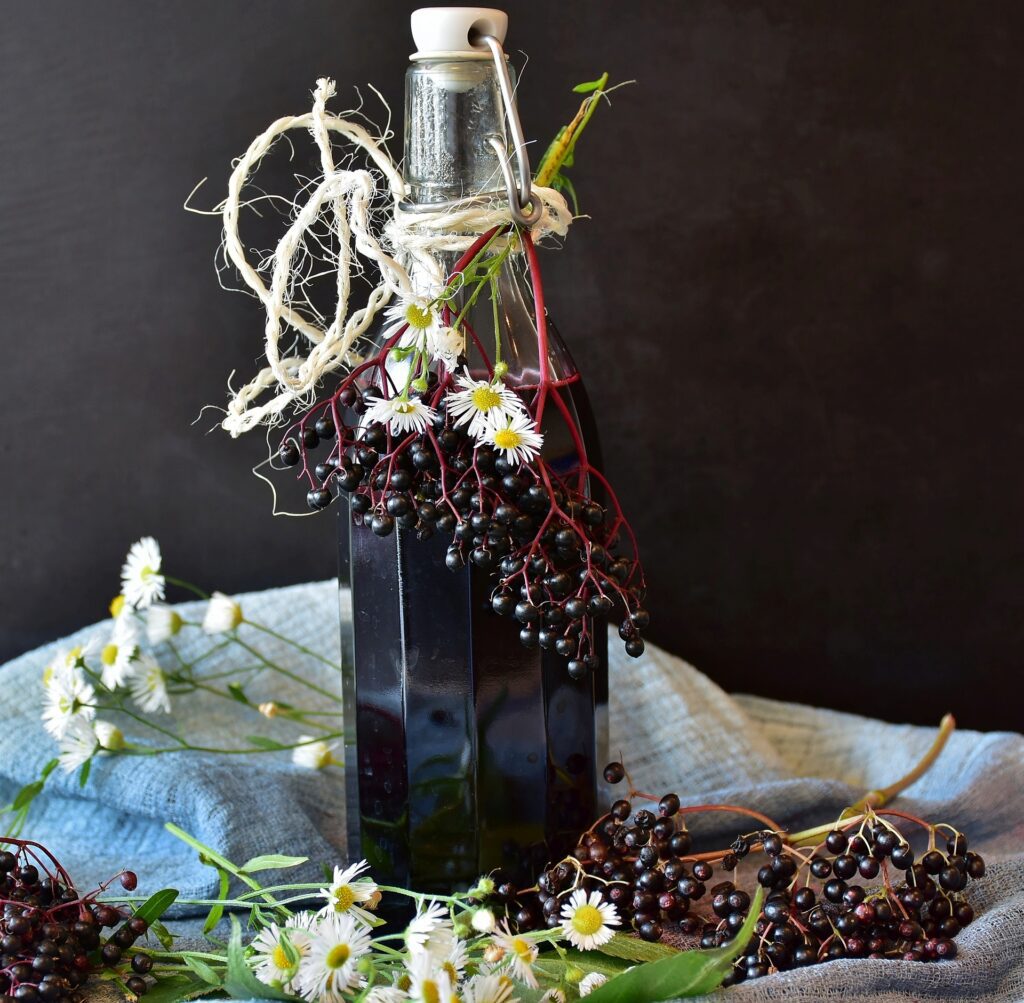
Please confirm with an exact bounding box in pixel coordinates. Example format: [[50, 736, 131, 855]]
[[0, 843, 153, 1003], [278, 380, 648, 676]]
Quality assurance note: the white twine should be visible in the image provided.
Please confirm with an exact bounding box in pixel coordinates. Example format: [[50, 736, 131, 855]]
[[220, 78, 573, 437]]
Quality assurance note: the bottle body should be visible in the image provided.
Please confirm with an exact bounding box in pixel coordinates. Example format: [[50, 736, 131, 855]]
[[340, 54, 607, 892]]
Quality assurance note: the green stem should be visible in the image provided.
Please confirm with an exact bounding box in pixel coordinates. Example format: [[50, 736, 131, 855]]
[[164, 576, 210, 600], [230, 636, 341, 704]]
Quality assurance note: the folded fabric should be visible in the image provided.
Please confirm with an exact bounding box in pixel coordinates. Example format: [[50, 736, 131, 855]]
[[1, 580, 1021, 1002]]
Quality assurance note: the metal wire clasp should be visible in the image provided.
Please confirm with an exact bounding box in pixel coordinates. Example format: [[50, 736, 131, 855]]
[[475, 33, 543, 228]]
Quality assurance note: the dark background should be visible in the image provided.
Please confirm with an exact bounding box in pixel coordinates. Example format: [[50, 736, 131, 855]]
[[2, 2, 1022, 730]]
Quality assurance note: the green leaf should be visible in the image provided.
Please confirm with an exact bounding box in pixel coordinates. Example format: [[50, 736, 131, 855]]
[[573, 74, 609, 94], [132, 888, 179, 926], [183, 956, 222, 986], [78, 758, 92, 788], [240, 854, 309, 874], [40, 758, 60, 779], [143, 973, 218, 1003], [585, 886, 764, 1002], [598, 932, 679, 963], [203, 869, 231, 935], [245, 736, 288, 751], [222, 916, 294, 1001], [11, 782, 44, 811], [150, 918, 175, 950], [227, 683, 249, 705]]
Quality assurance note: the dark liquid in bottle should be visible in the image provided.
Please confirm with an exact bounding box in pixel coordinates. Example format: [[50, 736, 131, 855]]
[[341, 377, 607, 893]]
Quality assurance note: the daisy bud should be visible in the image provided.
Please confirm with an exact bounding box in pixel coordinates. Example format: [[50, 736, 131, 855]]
[[566, 965, 585, 983], [411, 376, 429, 393], [259, 701, 279, 718], [366, 890, 383, 910], [146, 605, 183, 644], [471, 876, 495, 897], [202, 592, 243, 634], [471, 907, 497, 934], [483, 944, 505, 964], [579, 973, 609, 996], [493, 361, 509, 379], [291, 737, 339, 770], [109, 594, 127, 619], [94, 721, 125, 751]]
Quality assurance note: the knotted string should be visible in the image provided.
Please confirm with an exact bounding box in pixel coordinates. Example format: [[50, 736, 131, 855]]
[[220, 78, 572, 437]]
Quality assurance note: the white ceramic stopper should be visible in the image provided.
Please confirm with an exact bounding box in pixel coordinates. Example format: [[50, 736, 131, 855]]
[[411, 7, 508, 56]]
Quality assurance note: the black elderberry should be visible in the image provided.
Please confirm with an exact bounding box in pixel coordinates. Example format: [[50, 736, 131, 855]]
[[891, 843, 914, 870], [14, 867, 37, 886], [564, 597, 588, 619], [624, 637, 645, 658], [589, 594, 613, 616], [566, 659, 587, 680], [810, 855, 832, 879], [825, 830, 849, 854], [278, 439, 300, 466], [921, 850, 945, 875], [514, 602, 539, 624], [823, 878, 847, 903], [126, 976, 148, 996], [519, 627, 539, 649], [314, 414, 335, 440], [301, 425, 319, 449], [858, 856, 880, 879], [966, 852, 986, 878], [761, 834, 784, 857], [833, 854, 857, 880], [100, 943, 121, 965], [658, 793, 680, 817], [692, 861, 713, 882], [638, 920, 663, 942]]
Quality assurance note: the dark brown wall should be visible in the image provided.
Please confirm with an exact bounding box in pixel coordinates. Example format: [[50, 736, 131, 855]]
[[1, 1, 1022, 730]]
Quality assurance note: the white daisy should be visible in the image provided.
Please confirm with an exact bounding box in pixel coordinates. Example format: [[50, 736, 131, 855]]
[[365, 987, 407, 1003], [540, 991, 567, 1003], [146, 604, 183, 645], [120, 536, 165, 609], [99, 618, 139, 690], [446, 370, 525, 439], [462, 973, 516, 1003], [405, 951, 457, 1003], [365, 395, 437, 436], [484, 411, 543, 467], [292, 736, 340, 770], [202, 592, 243, 634], [559, 889, 619, 952], [58, 717, 98, 773], [252, 918, 313, 992], [491, 923, 539, 989], [94, 720, 125, 751], [319, 860, 379, 926], [297, 912, 372, 1003], [406, 901, 457, 967], [42, 644, 93, 692], [427, 324, 466, 372], [381, 295, 442, 352], [42, 667, 95, 739], [578, 972, 609, 997], [128, 654, 171, 714]]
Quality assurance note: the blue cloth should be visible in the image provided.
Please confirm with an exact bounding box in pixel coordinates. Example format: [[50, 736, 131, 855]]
[[1, 579, 1022, 1001]]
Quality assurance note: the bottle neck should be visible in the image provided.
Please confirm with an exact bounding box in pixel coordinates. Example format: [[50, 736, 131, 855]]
[[404, 55, 509, 205]]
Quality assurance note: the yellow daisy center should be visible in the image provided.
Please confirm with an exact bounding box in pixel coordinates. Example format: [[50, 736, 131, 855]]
[[470, 386, 502, 411], [325, 943, 351, 969], [42, 666, 53, 687], [442, 961, 458, 981], [101, 644, 118, 666], [271, 944, 291, 970], [571, 904, 604, 937], [109, 595, 126, 618], [510, 937, 533, 960], [140, 564, 155, 581], [493, 428, 523, 450], [420, 981, 441, 1003], [393, 401, 416, 415], [405, 303, 433, 330], [333, 885, 356, 912]]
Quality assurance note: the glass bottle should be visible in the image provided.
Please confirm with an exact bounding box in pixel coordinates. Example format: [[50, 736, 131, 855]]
[[340, 10, 607, 895]]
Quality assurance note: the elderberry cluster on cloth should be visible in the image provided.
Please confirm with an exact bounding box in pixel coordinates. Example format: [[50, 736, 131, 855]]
[[0, 581, 1022, 1001]]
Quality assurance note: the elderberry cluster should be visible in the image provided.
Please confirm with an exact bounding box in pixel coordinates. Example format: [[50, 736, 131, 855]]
[[492, 762, 985, 985], [278, 380, 647, 674], [0, 843, 152, 1003]]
